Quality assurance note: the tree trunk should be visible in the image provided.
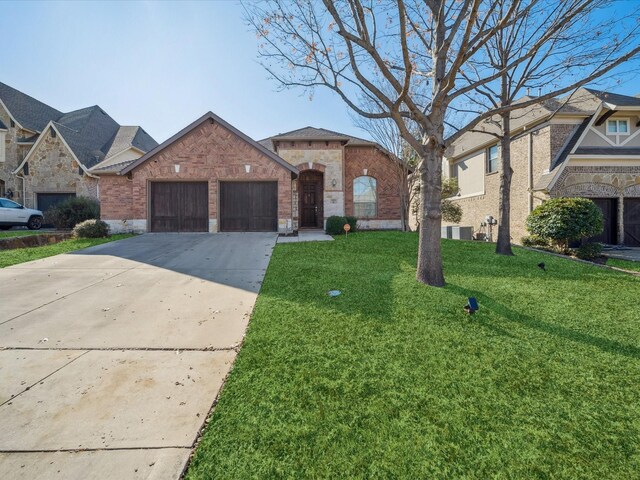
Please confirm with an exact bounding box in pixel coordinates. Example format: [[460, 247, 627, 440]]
[[496, 111, 514, 256], [416, 144, 445, 287]]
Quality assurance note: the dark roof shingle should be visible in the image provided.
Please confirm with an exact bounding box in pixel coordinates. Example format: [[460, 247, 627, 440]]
[[0, 81, 63, 132]]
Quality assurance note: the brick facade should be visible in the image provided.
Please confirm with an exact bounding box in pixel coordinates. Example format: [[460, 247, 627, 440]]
[[100, 119, 293, 233], [344, 145, 403, 229]]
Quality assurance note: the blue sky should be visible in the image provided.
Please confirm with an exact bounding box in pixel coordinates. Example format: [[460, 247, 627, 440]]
[[1, 1, 638, 144]]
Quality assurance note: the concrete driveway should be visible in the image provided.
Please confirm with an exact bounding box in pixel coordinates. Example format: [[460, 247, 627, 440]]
[[0, 233, 277, 479]]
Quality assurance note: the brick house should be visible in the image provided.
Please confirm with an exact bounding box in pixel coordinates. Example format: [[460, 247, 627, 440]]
[[0, 81, 157, 212], [99, 113, 406, 233], [443, 88, 640, 246]]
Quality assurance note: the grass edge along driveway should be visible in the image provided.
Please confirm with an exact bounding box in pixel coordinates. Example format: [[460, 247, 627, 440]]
[[0, 234, 135, 268], [186, 232, 639, 480]]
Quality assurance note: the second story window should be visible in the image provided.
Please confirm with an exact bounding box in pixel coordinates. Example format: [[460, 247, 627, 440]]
[[486, 145, 498, 174], [607, 119, 629, 135]]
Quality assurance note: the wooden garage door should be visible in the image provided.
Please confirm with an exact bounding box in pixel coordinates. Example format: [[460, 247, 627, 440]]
[[219, 182, 278, 232], [590, 198, 618, 245], [150, 182, 208, 232], [624, 198, 640, 247]]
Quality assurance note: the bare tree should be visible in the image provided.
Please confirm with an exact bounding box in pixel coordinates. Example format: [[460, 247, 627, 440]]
[[351, 114, 417, 231], [245, 0, 640, 286], [457, 0, 640, 256]]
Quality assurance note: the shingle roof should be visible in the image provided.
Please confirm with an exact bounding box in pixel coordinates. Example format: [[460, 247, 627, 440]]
[[89, 126, 159, 173], [550, 116, 592, 170], [582, 88, 640, 108], [262, 126, 376, 147], [53, 106, 121, 169], [0, 81, 63, 132]]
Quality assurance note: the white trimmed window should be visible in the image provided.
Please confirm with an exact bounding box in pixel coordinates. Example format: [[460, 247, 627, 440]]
[[353, 176, 377, 218], [607, 119, 629, 135], [486, 145, 498, 173]]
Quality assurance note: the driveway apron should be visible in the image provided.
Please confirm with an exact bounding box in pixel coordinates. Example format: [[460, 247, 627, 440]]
[[0, 233, 277, 479]]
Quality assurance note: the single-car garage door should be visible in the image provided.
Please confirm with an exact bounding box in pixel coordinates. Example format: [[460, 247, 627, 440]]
[[590, 198, 618, 245], [150, 182, 208, 232], [219, 181, 277, 232], [624, 198, 640, 247]]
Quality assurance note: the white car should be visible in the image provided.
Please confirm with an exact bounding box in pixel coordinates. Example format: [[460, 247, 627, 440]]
[[0, 198, 44, 230]]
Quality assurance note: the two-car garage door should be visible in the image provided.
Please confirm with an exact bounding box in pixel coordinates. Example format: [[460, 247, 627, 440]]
[[149, 181, 277, 232]]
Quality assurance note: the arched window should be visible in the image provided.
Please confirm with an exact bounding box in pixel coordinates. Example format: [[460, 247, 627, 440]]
[[353, 176, 377, 218]]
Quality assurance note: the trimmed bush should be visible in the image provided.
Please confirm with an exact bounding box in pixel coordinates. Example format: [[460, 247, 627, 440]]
[[46, 197, 100, 229], [72, 219, 110, 238], [526, 197, 603, 252], [325, 216, 358, 235], [520, 234, 548, 248], [573, 242, 603, 260]]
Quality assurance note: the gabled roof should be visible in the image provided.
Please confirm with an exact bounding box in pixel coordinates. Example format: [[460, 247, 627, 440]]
[[582, 88, 640, 108], [120, 111, 299, 176], [52, 106, 122, 169], [89, 126, 159, 174], [0, 81, 63, 132], [260, 126, 376, 150]]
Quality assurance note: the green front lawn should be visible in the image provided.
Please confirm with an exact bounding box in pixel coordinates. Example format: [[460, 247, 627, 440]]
[[0, 229, 49, 239], [187, 232, 639, 479], [0, 234, 134, 268], [607, 257, 640, 272]]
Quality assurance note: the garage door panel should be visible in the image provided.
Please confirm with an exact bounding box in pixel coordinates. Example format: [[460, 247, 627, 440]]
[[624, 199, 640, 247], [590, 198, 617, 245], [220, 182, 277, 232], [150, 182, 208, 232]]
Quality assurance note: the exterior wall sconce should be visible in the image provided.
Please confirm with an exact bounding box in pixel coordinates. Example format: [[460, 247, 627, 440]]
[[331, 179, 337, 187], [174, 164, 180, 173], [245, 164, 251, 173]]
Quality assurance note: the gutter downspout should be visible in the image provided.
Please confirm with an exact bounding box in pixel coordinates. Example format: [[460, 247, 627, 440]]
[[528, 132, 534, 213], [16, 173, 26, 207]]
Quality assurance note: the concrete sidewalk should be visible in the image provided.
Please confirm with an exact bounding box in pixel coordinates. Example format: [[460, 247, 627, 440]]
[[0, 233, 277, 479]]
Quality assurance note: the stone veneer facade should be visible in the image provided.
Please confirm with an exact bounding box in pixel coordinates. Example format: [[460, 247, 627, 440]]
[[100, 119, 293, 233], [444, 123, 576, 242], [276, 140, 404, 230], [0, 104, 98, 209]]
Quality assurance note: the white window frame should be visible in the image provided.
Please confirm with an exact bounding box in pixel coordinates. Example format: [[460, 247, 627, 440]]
[[486, 144, 499, 174], [0, 131, 6, 163], [606, 118, 630, 136], [353, 176, 377, 219]]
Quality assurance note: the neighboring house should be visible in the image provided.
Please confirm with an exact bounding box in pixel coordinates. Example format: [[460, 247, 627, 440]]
[[0, 81, 157, 212], [99, 113, 405, 233], [443, 88, 640, 246]]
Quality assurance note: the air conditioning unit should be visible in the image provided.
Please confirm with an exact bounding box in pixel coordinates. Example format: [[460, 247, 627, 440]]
[[451, 226, 473, 240], [441, 226, 452, 239]]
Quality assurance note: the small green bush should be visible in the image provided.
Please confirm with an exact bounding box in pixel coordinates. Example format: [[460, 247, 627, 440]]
[[46, 197, 100, 229], [520, 235, 548, 248], [573, 242, 603, 260], [72, 219, 110, 238], [325, 216, 357, 235], [526, 197, 603, 252]]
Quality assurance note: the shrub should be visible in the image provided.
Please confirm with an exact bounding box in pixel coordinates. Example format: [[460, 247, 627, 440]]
[[573, 242, 603, 260], [526, 197, 603, 252], [72, 219, 110, 238], [46, 197, 100, 229], [442, 199, 463, 224], [520, 234, 548, 248], [325, 216, 354, 235]]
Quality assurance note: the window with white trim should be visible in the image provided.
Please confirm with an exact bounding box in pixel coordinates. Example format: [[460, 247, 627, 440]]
[[486, 145, 498, 173], [353, 176, 377, 218], [607, 119, 629, 135]]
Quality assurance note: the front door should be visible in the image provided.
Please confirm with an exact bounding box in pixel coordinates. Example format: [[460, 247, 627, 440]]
[[299, 171, 323, 228]]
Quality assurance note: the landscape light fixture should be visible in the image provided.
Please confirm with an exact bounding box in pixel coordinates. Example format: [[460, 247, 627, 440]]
[[464, 297, 479, 315], [538, 262, 546, 272]]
